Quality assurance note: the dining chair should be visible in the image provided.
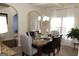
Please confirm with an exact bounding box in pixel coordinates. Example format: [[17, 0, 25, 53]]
[[35, 31, 40, 39], [42, 36, 55, 56], [56, 35, 62, 53], [29, 31, 36, 39], [26, 32, 29, 36], [51, 30, 59, 38], [51, 35, 62, 53], [42, 35, 62, 56], [20, 34, 37, 56], [42, 43, 55, 56]]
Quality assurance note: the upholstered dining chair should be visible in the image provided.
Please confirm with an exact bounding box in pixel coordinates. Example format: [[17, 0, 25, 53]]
[[29, 31, 36, 39], [51, 35, 62, 53], [56, 35, 62, 53], [51, 30, 59, 38], [42, 37, 55, 56], [42, 35, 62, 56], [20, 34, 37, 56]]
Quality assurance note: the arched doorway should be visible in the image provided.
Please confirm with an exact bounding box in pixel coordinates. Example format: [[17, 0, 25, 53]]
[[27, 11, 41, 32]]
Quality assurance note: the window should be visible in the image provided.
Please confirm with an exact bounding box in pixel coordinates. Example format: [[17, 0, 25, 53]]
[[0, 13, 8, 33], [50, 17, 61, 34], [50, 17, 74, 40], [62, 17, 74, 39]]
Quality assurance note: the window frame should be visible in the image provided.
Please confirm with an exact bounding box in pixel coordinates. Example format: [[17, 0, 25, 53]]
[[0, 13, 8, 24], [50, 17, 74, 36]]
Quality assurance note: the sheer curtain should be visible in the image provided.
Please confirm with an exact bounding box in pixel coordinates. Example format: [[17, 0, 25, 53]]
[[50, 17, 61, 34], [49, 7, 75, 40], [50, 17, 74, 40], [62, 17, 74, 40]]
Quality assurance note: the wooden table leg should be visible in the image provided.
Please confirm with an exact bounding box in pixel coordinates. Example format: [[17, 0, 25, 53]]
[[38, 46, 42, 56]]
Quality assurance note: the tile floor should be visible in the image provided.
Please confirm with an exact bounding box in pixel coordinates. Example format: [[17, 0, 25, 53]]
[[12, 45, 78, 56]]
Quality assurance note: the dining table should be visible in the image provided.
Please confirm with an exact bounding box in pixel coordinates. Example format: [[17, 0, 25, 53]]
[[32, 38, 52, 56]]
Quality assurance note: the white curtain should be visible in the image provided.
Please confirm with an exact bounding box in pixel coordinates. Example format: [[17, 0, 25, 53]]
[[47, 7, 79, 47], [47, 7, 78, 46], [50, 17, 61, 34]]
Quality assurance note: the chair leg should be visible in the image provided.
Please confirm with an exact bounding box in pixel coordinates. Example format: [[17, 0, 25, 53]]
[[48, 52, 50, 56], [53, 50, 55, 56], [57, 47, 60, 53], [22, 52, 25, 56], [57, 48, 60, 53], [59, 47, 60, 51]]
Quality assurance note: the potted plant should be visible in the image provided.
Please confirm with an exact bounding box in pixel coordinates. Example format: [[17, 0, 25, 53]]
[[67, 28, 79, 41]]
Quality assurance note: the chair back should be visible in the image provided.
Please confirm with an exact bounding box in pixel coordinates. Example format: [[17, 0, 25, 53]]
[[52, 35, 62, 49], [57, 35, 62, 48], [29, 31, 36, 39], [51, 30, 59, 38], [26, 32, 29, 36], [20, 34, 32, 55], [42, 35, 62, 55]]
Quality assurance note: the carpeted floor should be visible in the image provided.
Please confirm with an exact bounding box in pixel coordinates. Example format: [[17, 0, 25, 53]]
[[12, 45, 78, 56]]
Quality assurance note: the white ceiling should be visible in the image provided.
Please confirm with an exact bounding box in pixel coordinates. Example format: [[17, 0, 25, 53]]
[[27, 3, 79, 8], [27, 3, 63, 8], [0, 3, 79, 10]]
